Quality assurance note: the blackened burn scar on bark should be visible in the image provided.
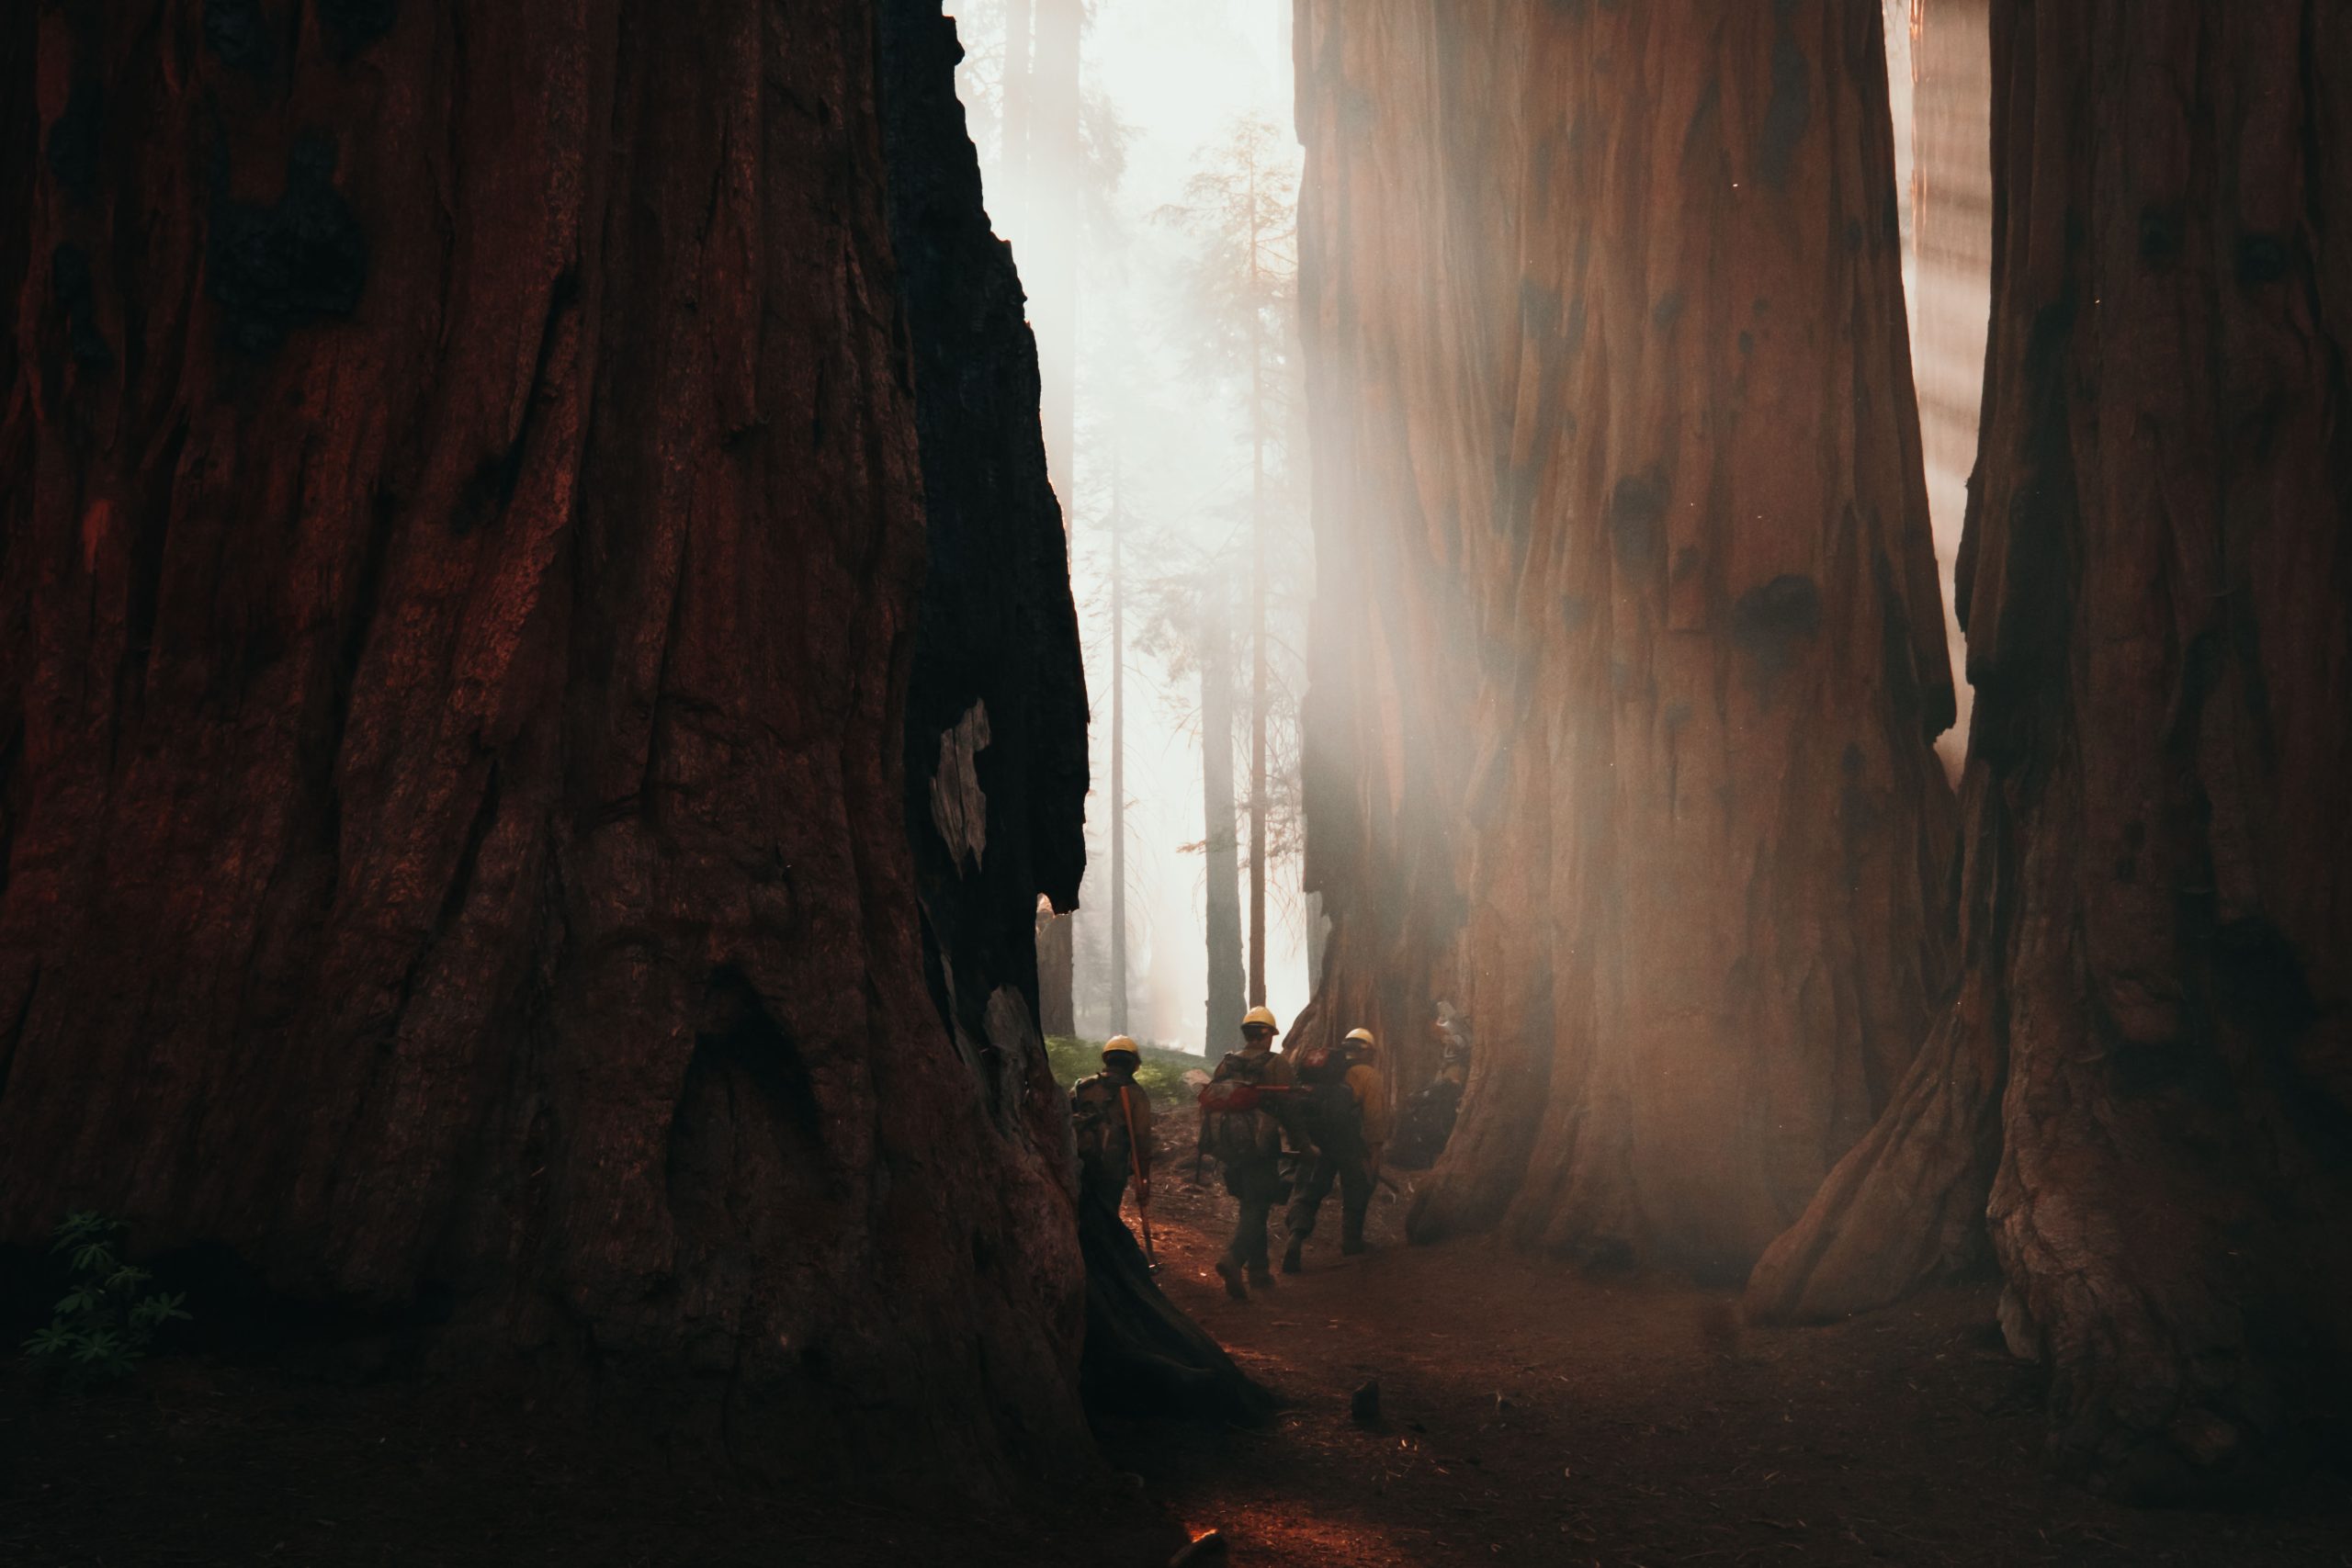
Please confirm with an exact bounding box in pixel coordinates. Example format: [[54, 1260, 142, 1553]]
[[1609, 466, 1668, 568], [2235, 233, 2290, 288], [690, 965, 824, 1142], [2138, 204, 2182, 268], [45, 79, 101, 206], [1732, 573, 1822, 676], [1756, 0, 1811, 191], [203, 0, 275, 73], [205, 133, 368, 359], [51, 244, 111, 368], [314, 0, 397, 61]]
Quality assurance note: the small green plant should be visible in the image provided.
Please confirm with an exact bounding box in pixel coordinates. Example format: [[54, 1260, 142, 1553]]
[[1044, 1035, 1204, 1103], [21, 1212, 189, 1383]]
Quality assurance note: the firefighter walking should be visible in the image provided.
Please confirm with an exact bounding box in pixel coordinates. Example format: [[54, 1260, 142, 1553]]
[[1198, 1005, 1291, 1302], [1282, 1026, 1389, 1271], [1069, 1035, 1154, 1240]]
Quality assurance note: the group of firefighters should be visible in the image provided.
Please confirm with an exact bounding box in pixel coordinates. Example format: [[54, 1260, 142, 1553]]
[[1067, 1004, 1400, 1301]]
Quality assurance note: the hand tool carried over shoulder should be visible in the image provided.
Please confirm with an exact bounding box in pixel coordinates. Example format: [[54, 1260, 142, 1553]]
[[1119, 1080, 1158, 1270]]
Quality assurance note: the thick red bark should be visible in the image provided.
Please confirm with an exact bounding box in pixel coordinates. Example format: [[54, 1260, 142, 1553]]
[[1293, 1, 1957, 1280], [1751, 0, 2352, 1501], [0, 0, 1092, 1490]]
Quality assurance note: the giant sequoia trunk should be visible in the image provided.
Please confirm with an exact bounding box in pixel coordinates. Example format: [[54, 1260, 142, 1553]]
[[0, 0, 1092, 1493], [1293, 2, 1958, 1279], [1748, 0, 2352, 1502]]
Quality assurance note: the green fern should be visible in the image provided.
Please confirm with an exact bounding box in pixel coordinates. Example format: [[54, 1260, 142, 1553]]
[[20, 1213, 192, 1385]]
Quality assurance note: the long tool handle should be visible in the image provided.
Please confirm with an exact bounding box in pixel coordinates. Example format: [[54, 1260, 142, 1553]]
[[1120, 1084, 1157, 1269]]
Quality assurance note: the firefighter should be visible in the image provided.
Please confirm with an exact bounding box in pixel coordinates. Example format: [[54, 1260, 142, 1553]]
[[1069, 1035, 1153, 1226], [1281, 1026, 1390, 1271], [1203, 1005, 1289, 1301]]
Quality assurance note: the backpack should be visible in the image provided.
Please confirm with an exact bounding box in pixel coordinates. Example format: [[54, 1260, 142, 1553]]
[[1070, 1075, 1136, 1178], [1280, 1041, 1376, 1155], [1289, 1078, 1367, 1157], [1199, 1054, 1284, 1167], [1291, 1041, 1350, 1086]]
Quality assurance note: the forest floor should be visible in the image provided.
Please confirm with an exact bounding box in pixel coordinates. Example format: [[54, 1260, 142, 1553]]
[[1107, 1147, 2352, 1567], [4, 1127, 2346, 1567]]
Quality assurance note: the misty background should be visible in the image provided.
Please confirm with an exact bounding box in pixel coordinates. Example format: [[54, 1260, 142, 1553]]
[[943, 0, 1974, 1054]]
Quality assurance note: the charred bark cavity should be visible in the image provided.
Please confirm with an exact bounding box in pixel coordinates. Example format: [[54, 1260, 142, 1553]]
[[203, 0, 276, 74], [876, 0, 1260, 1427], [668, 965, 825, 1193], [50, 244, 112, 369], [1756, 1, 1813, 192], [314, 0, 396, 62], [1730, 572, 1822, 677], [45, 78, 102, 208], [876, 0, 1084, 1083], [1608, 466, 1669, 570], [205, 132, 367, 359]]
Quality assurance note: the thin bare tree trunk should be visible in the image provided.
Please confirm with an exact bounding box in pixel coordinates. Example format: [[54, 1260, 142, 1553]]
[[1248, 288, 1270, 1012], [1243, 151, 1272, 1014], [1203, 592, 1246, 1047], [1109, 439, 1130, 1036]]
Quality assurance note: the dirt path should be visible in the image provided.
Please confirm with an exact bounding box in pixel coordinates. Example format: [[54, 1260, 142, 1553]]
[[4, 1154, 2344, 1566], [1105, 1147, 2349, 1567]]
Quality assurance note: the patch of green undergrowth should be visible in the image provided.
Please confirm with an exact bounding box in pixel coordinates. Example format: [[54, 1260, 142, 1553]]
[[1043, 1034, 1204, 1102], [21, 1212, 191, 1384]]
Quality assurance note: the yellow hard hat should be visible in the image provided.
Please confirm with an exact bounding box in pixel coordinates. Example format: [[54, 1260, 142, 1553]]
[[1102, 1034, 1140, 1058], [1343, 1027, 1377, 1052], [1240, 1006, 1279, 1032]]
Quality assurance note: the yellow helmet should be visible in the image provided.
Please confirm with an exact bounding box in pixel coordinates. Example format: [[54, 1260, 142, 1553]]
[[1102, 1034, 1140, 1059], [1240, 1006, 1279, 1033], [1343, 1027, 1377, 1054]]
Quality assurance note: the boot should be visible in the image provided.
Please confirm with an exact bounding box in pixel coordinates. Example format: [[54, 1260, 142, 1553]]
[[1248, 1263, 1277, 1291], [1215, 1258, 1249, 1302], [1281, 1235, 1305, 1275], [1340, 1233, 1367, 1257]]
